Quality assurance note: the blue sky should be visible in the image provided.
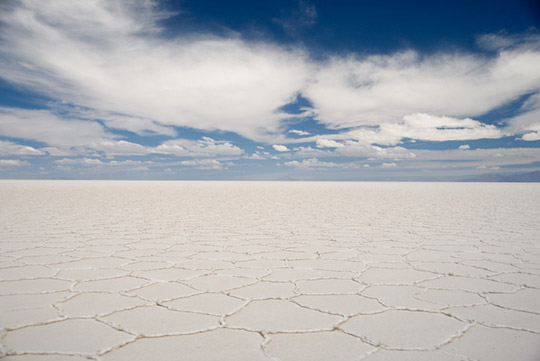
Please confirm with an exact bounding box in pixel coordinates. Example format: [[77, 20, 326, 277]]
[[1, 0, 539, 180]]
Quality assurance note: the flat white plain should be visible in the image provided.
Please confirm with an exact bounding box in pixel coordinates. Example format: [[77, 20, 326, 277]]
[[1, 181, 539, 361]]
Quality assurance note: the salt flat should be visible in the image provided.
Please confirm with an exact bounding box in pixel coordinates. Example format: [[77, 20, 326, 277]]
[[1, 180, 539, 361]]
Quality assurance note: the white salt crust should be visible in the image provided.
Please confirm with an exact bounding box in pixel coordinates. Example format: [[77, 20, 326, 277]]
[[1, 180, 539, 360]]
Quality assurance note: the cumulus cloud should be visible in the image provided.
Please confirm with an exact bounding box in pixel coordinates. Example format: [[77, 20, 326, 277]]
[[459, 144, 471, 150], [519, 132, 540, 141], [273, 144, 290, 152], [155, 137, 244, 157]]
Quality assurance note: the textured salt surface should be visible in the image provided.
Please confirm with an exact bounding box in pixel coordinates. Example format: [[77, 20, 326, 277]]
[[0, 180, 539, 361]]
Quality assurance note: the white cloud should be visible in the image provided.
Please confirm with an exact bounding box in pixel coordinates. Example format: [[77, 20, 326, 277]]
[[3, 1, 531, 146], [100, 114, 176, 137], [282, 147, 540, 175], [292, 143, 416, 160], [287, 113, 502, 148], [459, 144, 471, 150], [504, 92, 540, 137], [248, 153, 265, 160], [41, 147, 77, 157], [476, 32, 540, 51], [392, 147, 540, 170], [47, 103, 177, 137], [289, 129, 310, 136], [90, 141, 150, 156], [284, 157, 364, 170], [155, 137, 244, 157], [56, 158, 104, 166], [475, 165, 500, 170], [0, 0, 310, 141], [177, 159, 227, 170], [340, 144, 416, 159], [291, 146, 331, 158], [0, 107, 114, 147], [304, 46, 540, 130], [284, 146, 540, 177], [55, 158, 154, 168], [0, 108, 160, 156], [391, 113, 502, 142], [0, 140, 43, 156], [0, 159, 30, 166], [110, 160, 153, 167], [0, 0, 539, 176], [520, 132, 540, 141], [273, 144, 290, 152]]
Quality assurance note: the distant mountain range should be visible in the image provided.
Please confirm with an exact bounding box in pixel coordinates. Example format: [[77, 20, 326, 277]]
[[460, 170, 540, 182]]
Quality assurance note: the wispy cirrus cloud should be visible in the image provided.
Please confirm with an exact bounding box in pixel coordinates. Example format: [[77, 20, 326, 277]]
[[0, 107, 115, 147], [504, 92, 540, 140], [272, 144, 290, 152], [273, 0, 317, 36], [0, 0, 310, 141]]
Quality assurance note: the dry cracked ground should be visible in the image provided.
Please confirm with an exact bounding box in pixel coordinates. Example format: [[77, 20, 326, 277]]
[[1, 180, 539, 361]]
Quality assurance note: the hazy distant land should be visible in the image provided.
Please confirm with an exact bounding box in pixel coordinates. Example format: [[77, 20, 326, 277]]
[[460, 170, 540, 182]]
